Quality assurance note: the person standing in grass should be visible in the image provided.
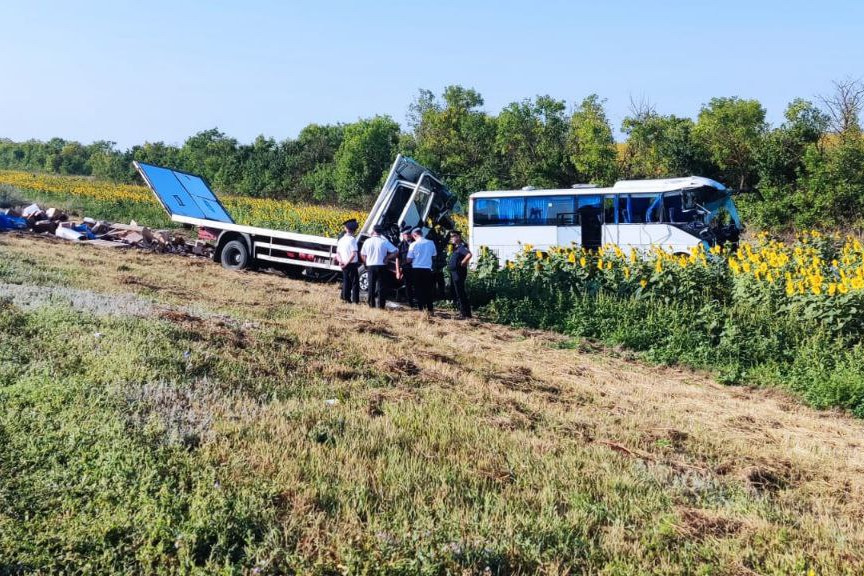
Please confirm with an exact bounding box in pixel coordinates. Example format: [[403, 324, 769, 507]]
[[448, 230, 472, 319], [360, 225, 398, 309], [407, 227, 437, 316], [335, 218, 360, 304], [395, 225, 416, 306]]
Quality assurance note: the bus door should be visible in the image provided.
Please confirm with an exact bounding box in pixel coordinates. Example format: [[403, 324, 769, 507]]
[[576, 195, 603, 250]]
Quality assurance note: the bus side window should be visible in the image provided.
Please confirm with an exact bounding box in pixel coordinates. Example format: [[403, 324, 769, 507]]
[[627, 196, 652, 224], [665, 194, 684, 222]]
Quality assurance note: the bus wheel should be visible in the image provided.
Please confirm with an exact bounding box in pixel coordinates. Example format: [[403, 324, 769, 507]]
[[220, 240, 249, 270]]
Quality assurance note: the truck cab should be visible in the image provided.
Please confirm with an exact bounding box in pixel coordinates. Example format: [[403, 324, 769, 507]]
[[354, 155, 461, 294]]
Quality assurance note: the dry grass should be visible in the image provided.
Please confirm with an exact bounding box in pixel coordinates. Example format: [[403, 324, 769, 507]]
[[3, 231, 864, 573]]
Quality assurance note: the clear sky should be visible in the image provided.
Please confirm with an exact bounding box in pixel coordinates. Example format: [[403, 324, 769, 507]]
[[3, 0, 862, 148]]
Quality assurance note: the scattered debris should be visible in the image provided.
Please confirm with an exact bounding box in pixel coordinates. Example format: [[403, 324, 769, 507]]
[[22, 203, 44, 219], [55, 222, 86, 241], [0, 211, 28, 230], [0, 201, 214, 258]]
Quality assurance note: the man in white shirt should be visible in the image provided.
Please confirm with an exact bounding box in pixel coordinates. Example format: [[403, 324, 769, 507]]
[[360, 225, 398, 308], [407, 227, 437, 314], [335, 219, 360, 303]]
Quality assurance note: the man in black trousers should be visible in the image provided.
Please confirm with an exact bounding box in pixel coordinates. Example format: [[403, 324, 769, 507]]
[[407, 227, 437, 315], [448, 230, 472, 319], [360, 225, 398, 309], [335, 219, 360, 303], [395, 225, 416, 306]]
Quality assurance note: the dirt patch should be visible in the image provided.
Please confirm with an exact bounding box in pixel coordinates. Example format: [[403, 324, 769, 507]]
[[676, 507, 744, 539], [158, 309, 204, 324], [491, 398, 544, 432], [729, 456, 808, 494], [418, 351, 458, 365], [643, 428, 690, 453], [119, 274, 187, 297], [739, 464, 791, 493], [495, 365, 562, 398], [355, 321, 397, 340], [384, 358, 421, 378], [307, 361, 361, 381], [367, 393, 385, 417]]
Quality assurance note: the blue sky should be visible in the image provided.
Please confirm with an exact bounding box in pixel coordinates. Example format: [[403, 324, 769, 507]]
[[3, 0, 862, 148]]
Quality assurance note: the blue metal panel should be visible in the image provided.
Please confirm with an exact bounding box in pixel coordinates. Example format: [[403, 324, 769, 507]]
[[135, 162, 234, 223]]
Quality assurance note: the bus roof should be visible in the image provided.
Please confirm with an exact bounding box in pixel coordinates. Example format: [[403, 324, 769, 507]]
[[612, 176, 726, 193], [470, 176, 727, 199]]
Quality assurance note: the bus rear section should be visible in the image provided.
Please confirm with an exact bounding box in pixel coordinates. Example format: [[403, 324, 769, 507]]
[[469, 177, 742, 262]]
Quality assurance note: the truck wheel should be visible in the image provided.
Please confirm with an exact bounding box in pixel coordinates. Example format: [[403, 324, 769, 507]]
[[359, 266, 369, 293], [220, 240, 249, 270]]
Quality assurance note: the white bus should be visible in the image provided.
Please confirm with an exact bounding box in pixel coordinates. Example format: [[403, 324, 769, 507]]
[[468, 176, 742, 262]]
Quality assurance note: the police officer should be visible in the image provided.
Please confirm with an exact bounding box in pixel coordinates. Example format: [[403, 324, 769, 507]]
[[407, 227, 437, 315], [395, 225, 416, 306], [448, 230, 472, 319], [335, 218, 360, 304], [360, 225, 398, 309]]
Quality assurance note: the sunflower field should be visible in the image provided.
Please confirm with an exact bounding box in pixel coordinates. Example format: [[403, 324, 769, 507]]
[[0, 170, 365, 237], [471, 232, 864, 416]]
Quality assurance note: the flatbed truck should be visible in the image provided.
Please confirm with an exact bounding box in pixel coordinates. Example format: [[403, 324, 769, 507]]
[[134, 155, 460, 292]]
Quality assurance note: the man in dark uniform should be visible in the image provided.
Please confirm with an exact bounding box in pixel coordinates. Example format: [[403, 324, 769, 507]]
[[395, 225, 416, 306], [448, 230, 472, 319]]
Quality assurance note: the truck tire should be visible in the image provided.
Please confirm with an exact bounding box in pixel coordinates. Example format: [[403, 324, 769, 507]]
[[358, 265, 369, 293], [220, 240, 250, 270]]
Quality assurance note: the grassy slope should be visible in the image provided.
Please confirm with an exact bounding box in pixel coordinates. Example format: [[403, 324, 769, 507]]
[[1, 233, 864, 575]]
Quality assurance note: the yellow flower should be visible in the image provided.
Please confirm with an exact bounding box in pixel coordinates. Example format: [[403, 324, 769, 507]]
[[640, 278, 648, 288]]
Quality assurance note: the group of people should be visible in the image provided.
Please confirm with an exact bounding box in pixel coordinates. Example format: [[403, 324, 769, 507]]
[[334, 219, 472, 319]]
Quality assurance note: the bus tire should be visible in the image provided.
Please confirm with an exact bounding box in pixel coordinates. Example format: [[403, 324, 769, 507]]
[[220, 240, 250, 270]]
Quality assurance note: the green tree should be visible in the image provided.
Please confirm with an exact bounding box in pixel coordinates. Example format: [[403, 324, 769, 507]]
[[179, 128, 242, 191], [87, 141, 133, 182], [332, 115, 401, 204], [284, 123, 345, 200], [694, 97, 767, 191], [756, 99, 828, 189], [412, 86, 501, 201], [236, 135, 282, 197], [567, 94, 618, 185], [795, 135, 864, 227], [496, 95, 572, 188], [620, 101, 710, 179], [131, 141, 182, 173]]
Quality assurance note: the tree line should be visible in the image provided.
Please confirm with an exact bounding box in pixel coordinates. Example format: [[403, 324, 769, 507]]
[[1, 80, 863, 229]]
